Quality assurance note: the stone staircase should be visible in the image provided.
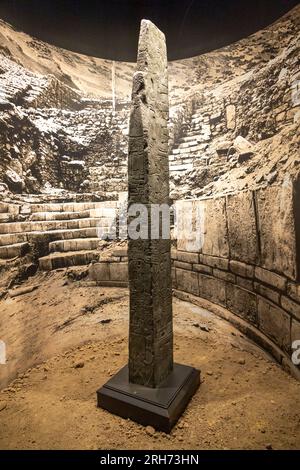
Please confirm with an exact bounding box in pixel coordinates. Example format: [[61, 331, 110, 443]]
[[169, 100, 233, 189], [0, 200, 118, 270], [0, 54, 80, 110], [169, 107, 213, 176], [0, 54, 49, 106]]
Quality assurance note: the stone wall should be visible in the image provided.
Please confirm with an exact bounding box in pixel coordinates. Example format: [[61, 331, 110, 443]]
[[172, 181, 300, 378]]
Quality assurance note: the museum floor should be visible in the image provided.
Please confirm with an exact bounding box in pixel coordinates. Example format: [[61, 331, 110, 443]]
[[0, 270, 299, 450]]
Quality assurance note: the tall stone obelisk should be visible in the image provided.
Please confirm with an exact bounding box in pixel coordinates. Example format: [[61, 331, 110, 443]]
[[97, 20, 200, 433], [127, 20, 173, 388]]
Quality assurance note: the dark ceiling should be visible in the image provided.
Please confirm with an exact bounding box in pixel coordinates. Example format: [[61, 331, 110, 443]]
[[0, 0, 299, 61]]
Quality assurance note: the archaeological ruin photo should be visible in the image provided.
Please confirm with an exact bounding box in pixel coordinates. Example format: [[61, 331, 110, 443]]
[[0, 0, 300, 460]]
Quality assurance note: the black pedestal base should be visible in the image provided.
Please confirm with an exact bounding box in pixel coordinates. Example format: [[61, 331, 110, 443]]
[[97, 363, 200, 433]]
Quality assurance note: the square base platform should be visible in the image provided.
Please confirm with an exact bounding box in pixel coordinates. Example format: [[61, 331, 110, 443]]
[[97, 363, 200, 433]]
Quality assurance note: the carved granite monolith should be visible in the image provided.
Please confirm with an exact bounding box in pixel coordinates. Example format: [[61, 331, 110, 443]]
[[128, 19, 173, 387], [97, 21, 200, 432]]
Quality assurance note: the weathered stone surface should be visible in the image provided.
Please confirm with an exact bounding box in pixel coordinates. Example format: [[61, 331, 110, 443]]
[[287, 282, 300, 304], [233, 136, 254, 156], [39, 251, 97, 271], [175, 200, 204, 252], [174, 260, 192, 271], [226, 191, 258, 264], [201, 197, 229, 258], [281, 296, 300, 321], [89, 262, 110, 281], [9, 285, 38, 298], [257, 297, 291, 352], [291, 318, 300, 344], [216, 140, 232, 156], [236, 276, 253, 291], [255, 182, 299, 280], [254, 282, 280, 305], [200, 254, 229, 271], [109, 262, 128, 282], [226, 284, 257, 324], [213, 268, 235, 283], [226, 104, 236, 130], [229, 260, 254, 278], [4, 168, 24, 192], [112, 248, 128, 257], [198, 273, 226, 306], [255, 266, 287, 291], [176, 268, 199, 296], [176, 251, 199, 264], [192, 263, 212, 275], [128, 20, 173, 387]]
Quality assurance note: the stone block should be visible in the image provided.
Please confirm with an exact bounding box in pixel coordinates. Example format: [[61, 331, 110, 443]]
[[174, 261, 192, 271], [226, 104, 236, 130], [229, 260, 254, 278], [233, 136, 254, 155], [213, 268, 235, 283], [291, 319, 300, 344], [255, 266, 287, 291], [89, 262, 110, 281], [39, 257, 52, 271], [226, 191, 258, 264], [201, 197, 229, 258], [109, 262, 128, 282], [192, 263, 212, 275], [257, 297, 291, 353], [236, 276, 253, 291], [176, 251, 199, 264], [255, 182, 299, 280], [198, 273, 226, 306], [0, 202, 8, 213], [226, 284, 257, 324], [287, 282, 300, 304], [281, 296, 300, 321], [200, 254, 229, 271], [112, 248, 128, 257], [216, 140, 232, 156], [254, 282, 280, 305], [176, 268, 199, 296], [175, 200, 204, 252]]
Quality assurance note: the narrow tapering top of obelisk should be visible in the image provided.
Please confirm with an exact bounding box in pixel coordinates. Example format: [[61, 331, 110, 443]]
[[128, 19, 173, 388]]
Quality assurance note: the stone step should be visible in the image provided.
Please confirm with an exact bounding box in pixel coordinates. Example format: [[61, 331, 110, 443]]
[[0, 227, 98, 247], [174, 143, 208, 155], [39, 250, 99, 271], [0, 242, 30, 259], [89, 261, 128, 284], [0, 213, 14, 222], [179, 135, 201, 143], [0, 233, 28, 247], [49, 238, 100, 253], [29, 210, 91, 221], [30, 201, 117, 213], [177, 140, 199, 149], [169, 163, 193, 172], [171, 148, 195, 157], [0, 203, 8, 214], [0, 218, 101, 234], [0, 202, 19, 215]]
